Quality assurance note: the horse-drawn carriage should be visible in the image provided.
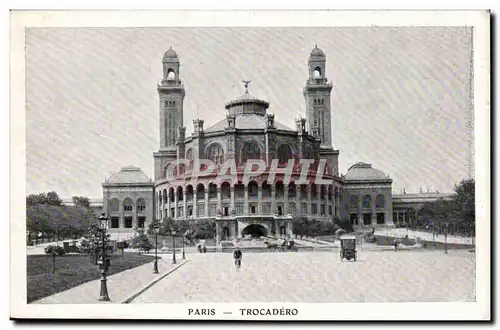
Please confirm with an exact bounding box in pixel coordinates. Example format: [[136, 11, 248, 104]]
[[265, 239, 298, 252], [340, 236, 357, 261]]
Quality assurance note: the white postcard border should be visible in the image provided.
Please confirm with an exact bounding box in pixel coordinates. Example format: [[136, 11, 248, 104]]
[[10, 10, 490, 320]]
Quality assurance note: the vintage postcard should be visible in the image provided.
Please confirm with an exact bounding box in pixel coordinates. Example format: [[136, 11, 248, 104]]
[[10, 10, 490, 320]]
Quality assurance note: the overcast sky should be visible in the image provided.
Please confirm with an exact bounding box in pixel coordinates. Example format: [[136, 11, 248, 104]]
[[25, 27, 473, 199]]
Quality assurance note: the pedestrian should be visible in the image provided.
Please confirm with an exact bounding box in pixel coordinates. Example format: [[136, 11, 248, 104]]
[[394, 239, 399, 252], [233, 247, 242, 268]]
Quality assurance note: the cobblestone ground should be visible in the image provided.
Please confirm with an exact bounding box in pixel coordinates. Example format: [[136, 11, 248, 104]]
[[132, 250, 475, 303]]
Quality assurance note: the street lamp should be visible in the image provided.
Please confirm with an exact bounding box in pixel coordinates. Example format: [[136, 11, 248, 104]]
[[98, 213, 110, 302], [153, 222, 160, 274], [444, 222, 449, 254], [182, 230, 187, 260], [172, 230, 177, 264]]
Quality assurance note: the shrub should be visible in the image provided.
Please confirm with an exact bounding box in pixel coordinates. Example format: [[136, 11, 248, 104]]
[[44, 244, 66, 274], [116, 241, 130, 257]]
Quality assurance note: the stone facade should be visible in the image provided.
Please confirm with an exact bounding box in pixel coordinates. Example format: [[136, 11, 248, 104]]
[[102, 166, 155, 233]]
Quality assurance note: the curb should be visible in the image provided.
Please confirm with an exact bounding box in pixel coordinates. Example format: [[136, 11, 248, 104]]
[[121, 259, 190, 304]]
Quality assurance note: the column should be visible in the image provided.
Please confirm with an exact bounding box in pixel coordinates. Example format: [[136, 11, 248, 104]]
[[193, 192, 197, 219], [183, 190, 187, 219], [230, 187, 235, 214], [166, 192, 170, 221], [271, 185, 276, 215], [244, 185, 249, 215], [217, 187, 222, 213], [316, 185, 321, 218], [296, 186, 302, 216], [284, 184, 289, 215], [287, 219, 293, 237], [174, 191, 179, 219], [307, 185, 312, 216], [257, 186, 263, 214], [372, 192, 376, 225], [204, 188, 209, 217], [358, 193, 363, 226]]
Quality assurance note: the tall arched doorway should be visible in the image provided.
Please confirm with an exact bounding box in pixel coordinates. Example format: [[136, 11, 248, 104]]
[[242, 224, 268, 238]]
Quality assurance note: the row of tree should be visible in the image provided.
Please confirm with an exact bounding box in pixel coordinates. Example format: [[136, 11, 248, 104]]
[[404, 179, 475, 236], [26, 191, 91, 207]]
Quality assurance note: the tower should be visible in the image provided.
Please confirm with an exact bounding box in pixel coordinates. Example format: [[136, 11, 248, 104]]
[[158, 47, 186, 150], [303, 45, 333, 147]]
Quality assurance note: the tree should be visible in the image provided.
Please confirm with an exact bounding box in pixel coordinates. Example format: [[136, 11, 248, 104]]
[[453, 178, 475, 235], [44, 245, 65, 274], [72, 196, 90, 208], [46, 191, 63, 206], [116, 240, 130, 257]]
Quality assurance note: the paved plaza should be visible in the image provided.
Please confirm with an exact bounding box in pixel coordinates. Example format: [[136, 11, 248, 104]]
[[131, 250, 475, 303]]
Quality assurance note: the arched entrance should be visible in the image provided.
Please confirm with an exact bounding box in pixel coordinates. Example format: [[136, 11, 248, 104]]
[[242, 224, 268, 238]]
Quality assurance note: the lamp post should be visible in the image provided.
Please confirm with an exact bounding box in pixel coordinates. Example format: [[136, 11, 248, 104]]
[[444, 222, 449, 254], [172, 230, 177, 264], [182, 230, 186, 260], [153, 222, 160, 274], [98, 214, 110, 302]]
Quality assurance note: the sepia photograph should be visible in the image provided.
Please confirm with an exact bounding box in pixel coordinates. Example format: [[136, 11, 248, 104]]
[[10, 10, 490, 320]]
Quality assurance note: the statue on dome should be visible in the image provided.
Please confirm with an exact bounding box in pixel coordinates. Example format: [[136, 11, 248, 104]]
[[241, 80, 251, 92]]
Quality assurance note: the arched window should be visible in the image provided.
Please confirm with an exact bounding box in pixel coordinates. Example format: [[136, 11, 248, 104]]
[[349, 195, 359, 209], [221, 182, 231, 199], [123, 198, 133, 212], [313, 67, 321, 78], [376, 194, 385, 208], [248, 181, 258, 198], [240, 141, 261, 164], [206, 143, 224, 166], [137, 198, 146, 212], [362, 195, 372, 209], [163, 189, 167, 203], [169, 187, 175, 203], [277, 144, 294, 164], [166, 68, 176, 80], [314, 99, 317, 105], [110, 198, 120, 212]]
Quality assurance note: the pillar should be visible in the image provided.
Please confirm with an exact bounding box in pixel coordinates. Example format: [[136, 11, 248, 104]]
[[307, 185, 312, 216], [372, 193, 376, 225], [204, 187, 209, 217], [296, 186, 302, 216], [174, 190, 179, 219], [244, 185, 249, 215], [193, 192, 197, 219], [358, 193, 363, 226], [166, 192, 170, 220], [271, 185, 276, 215], [284, 184, 289, 215], [316, 185, 321, 217], [183, 190, 187, 219], [217, 187, 222, 213], [257, 186, 263, 214], [230, 187, 235, 214]]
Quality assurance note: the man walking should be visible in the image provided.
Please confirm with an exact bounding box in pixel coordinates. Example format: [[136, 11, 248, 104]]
[[233, 247, 242, 268]]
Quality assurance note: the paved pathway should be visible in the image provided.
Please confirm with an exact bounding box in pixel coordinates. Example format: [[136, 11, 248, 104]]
[[132, 250, 475, 303], [32, 257, 189, 304]]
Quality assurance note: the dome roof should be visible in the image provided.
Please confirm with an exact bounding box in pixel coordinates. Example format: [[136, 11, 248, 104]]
[[310, 45, 325, 57], [344, 162, 390, 181], [106, 166, 151, 184], [163, 47, 178, 60]]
